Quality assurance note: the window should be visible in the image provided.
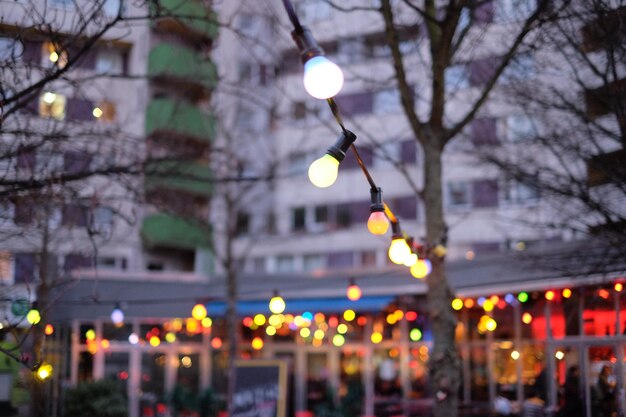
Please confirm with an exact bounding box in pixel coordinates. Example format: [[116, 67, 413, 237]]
[[335, 204, 352, 229], [333, 92, 374, 117], [0, 37, 23, 61], [585, 78, 626, 119], [287, 152, 307, 176], [445, 64, 470, 91], [292, 207, 306, 231], [62, 204, 88, 227], [93, 100, 116, 122], [373, 142, 400, 169], [275, 255, 295, 273], [471, 118, 498, 146], [400, 140, 417, 164], [51, 0, 74, 8], [582, 6, 626, 52], [67, 97, 96, 121], [250, 257, 266, 273], [295, 0, 331, 22], [504, 115, 537, 141], [502, 179, 540, 204], [0, 202, 14, 225], [14, 253, 36, 284], [303, 254, 326, 272], [336, 38, 364, 64], [373, 89, 401, 114], [472, 179, 499, 208], [92, 206, 114, 233], [501, 53, 534, 83], [447, 181, 471, 208], [103, 0, 122, 17], [327, 252, 354, 269], [64, 150, 92, 175], [0, 252, 13, 283], [42, 41, 68, 68], [39, 92, 66, 120], [96, 49, 124, 75], [494, 0, 537, 23], [235, 211, 250, 236], [390, 196, 418, 219], [360, 250, 377, 267], [308, 205, 329, 232]]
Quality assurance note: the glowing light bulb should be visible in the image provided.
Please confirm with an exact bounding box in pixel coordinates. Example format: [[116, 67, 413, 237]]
[[191, 304, 207, 320], [36, 363, 53, 380], [303, 56, 344, 99], [111, 306, 124, 325], [410, 259, 432, 279], [308, 154, 340, 188], [388, 237, 411, 264], [269, 295, 286, 314], [517, 292, 529, 303], [346, 282, 362, 301], [367, 211, 389, 235], [451, 298, 464, 311], [27, 308, 40, 325], [43, 92, 56, 104], [403, 253, 418, 267]]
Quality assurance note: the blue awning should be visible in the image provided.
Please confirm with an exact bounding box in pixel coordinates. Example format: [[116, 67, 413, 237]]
[[206, 296, 395, 316]]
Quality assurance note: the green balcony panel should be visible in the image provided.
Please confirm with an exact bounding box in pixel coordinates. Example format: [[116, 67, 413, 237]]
[[148, 43, 217, 89], [152, 0, 218, 39], [145, 161, 212, 196], [141, 213, 211, 250], [145, 98, 215, 143]]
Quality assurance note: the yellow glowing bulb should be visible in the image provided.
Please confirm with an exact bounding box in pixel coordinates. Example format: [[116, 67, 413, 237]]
[[201, 317, 212, 328], [49, 51, 59, 63], [343, 309, 355, 321], [410, 259, 431, 279], [346, 284, 362, 301], [332, 334, 345, 347], [191, 304, 207, 320], [85, 329, 96, 341], [314, 329, 325, 340], [165, 332, 177, 343], [266, 326, 277, 336], [403, 253, 418, 267], [27, 308, 41, 325], [92, 107, 103, 118], [511, 350, 520, 360], [337, 323, 348, 334], [482, 300, 494, 312], [485, 318, 497, 332], [371, 332, 383, 344], [308, 154, 340, 188], [36, 363, 53, 380], [300, 328, 311, 338], [253, 314, 266, 326], [522, 312, 533, 324], [367, 211, 389, 235], [388, 237, 411, 264], [251, 337, 264, 350], [149, 336, 161, 347], [451, 298, 464, 311]]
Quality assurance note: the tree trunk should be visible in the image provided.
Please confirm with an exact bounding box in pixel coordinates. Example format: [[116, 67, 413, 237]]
[[423, 139, 460, 417], [225, 250, 239, 416]]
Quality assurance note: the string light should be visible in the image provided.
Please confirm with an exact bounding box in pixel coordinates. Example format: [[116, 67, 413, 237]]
[[111, 303, 124, 325], [346, 278, 362, 301], [35, 363, 53, 380], [308, 130, 356, 188], [388, 222, 411, 265], [191, 303, 207, 321], [26, 305, 41, 325], [368, 187, 389, 235], [269, 291, 286, 314]]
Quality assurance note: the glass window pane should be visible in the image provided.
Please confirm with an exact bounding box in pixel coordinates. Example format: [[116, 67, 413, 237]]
[[140, 353, 166, 416]]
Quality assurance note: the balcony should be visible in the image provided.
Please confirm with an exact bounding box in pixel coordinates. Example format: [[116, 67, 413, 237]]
[[151, 0, 218, 43], [145, 98, 215, 144], [141, 213, 211, 250], [148, 43, 217, 95], [145, 160, 212, 196]]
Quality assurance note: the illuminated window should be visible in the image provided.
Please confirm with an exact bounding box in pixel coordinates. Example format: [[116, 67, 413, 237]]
[[92, 100, 116, 122], [42, 41, 68, 68], [39, 92, 66, 120], [0, 252, 12, 283]]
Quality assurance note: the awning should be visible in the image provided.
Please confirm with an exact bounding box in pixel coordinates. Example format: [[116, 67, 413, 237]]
[[206, 296, 395, 316]]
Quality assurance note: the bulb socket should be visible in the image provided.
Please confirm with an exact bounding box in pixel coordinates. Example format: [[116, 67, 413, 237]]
[[326, 130, 357, 163], [292, 26, 324, 64], [370, 187, 384, 212]]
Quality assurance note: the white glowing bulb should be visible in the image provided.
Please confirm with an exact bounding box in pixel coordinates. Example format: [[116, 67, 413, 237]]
[[303, 56, 344, 99], [111, 307, 124, 325]]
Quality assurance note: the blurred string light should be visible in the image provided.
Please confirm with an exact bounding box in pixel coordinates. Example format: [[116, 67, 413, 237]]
[[281, 0, 440, 280]]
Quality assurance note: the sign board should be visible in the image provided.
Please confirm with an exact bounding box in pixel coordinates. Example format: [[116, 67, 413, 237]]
[[232, 359, 288, 417]]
